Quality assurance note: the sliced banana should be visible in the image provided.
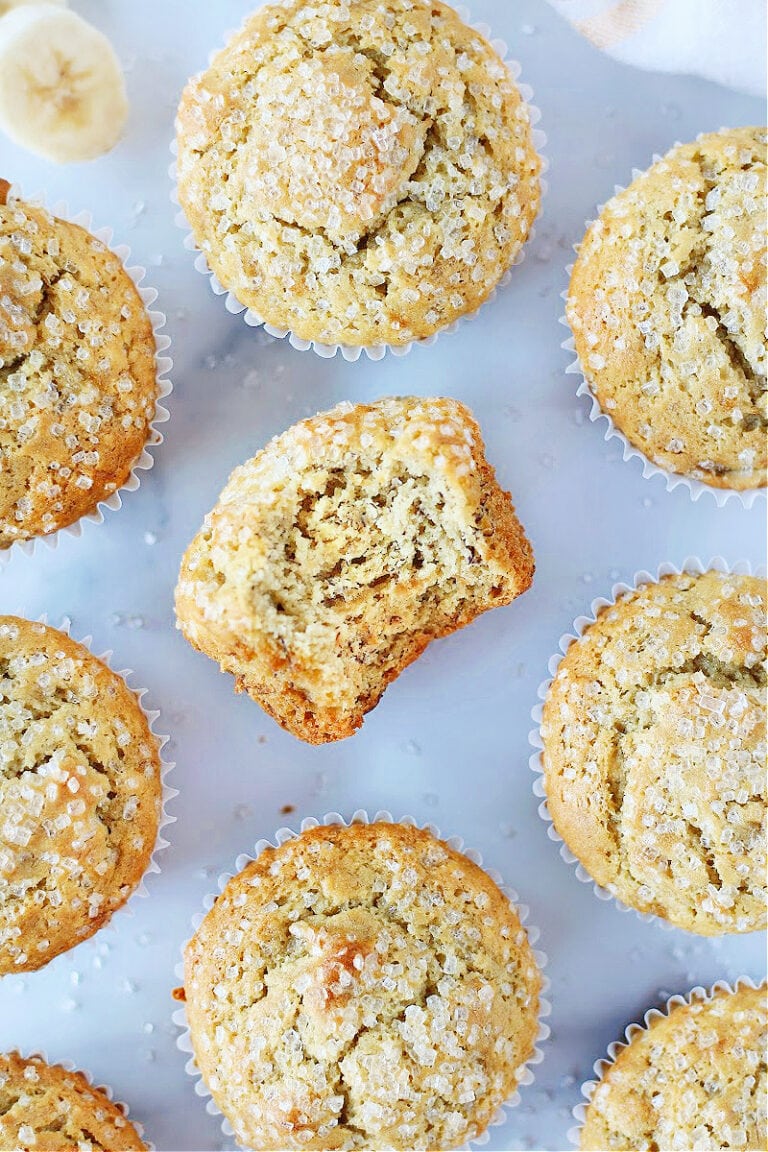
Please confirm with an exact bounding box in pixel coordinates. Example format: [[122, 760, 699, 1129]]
[[0, 4, 128, 163], [0, 0, 66, 14]]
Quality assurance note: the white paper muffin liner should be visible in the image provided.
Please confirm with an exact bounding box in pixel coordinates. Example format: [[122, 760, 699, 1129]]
[[173, 809, 551, 1152], [566, 975, 767, 1148], [0, 185, 173, 566], [561, 150, 766, 509], [3, 614, 177, 974], [170, 3, 548, 362], [4, 1049, 154, 1150], [529, 555, 764, 932]]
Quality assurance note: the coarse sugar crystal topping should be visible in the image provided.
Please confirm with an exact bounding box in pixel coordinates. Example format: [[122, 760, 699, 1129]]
[[567, 127, 767, 490], [0, 1052, 147, 1150], [580, 984, 767, 1151]]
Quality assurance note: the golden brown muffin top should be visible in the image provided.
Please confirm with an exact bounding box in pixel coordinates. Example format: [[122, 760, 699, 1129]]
[[176, 0, 541, 345], [183, 821, 542, 1150], [0, 617, 162, 973], [581, 983, 767, 1151], [568, 128, 767, 490], [541, 571, 766, 935], [0, 188, 158, 546], [0, 1052, 147, 1151]]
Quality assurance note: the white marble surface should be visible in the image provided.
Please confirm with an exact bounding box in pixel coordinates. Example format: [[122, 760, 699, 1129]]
[[0, 2, 765, 1150]]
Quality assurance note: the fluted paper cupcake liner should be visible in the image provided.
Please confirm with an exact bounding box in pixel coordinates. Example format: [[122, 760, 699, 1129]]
[[566, 975, 767, 1148], [3, 614, 177, 975], [170, 3, 548, 362], [173, 809, 551, 1152], [5, 1050, 154, 1151], [529, 556, 764, 931], [0, 186, 173, 565], [561, 150, 766, 509]]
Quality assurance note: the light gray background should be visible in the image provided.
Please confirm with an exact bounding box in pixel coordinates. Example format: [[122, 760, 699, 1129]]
[[0, 2, 765, 1150]]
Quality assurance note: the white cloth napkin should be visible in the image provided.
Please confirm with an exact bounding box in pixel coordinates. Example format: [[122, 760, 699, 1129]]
[[545, 0, 766, 97]]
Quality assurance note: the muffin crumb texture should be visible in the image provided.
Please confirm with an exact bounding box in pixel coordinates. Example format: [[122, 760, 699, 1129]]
[[580, 983, 768, 1151], [0, 192, 159, 546], [0, 1052, 147, 1151], [568, 127, 767, 489], [176, 0, 541, 345], [175, 396, 534, 743], [183, 821, 542, 1150], [0, 617, 162, 973], [541, 571, 767, 934]]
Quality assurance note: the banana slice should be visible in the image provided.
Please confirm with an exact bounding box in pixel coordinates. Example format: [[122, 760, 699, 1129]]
[[0, 0, 66, 15], [0, 4, 128, 163]]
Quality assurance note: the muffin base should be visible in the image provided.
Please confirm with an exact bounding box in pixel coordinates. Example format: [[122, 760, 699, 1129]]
[[173, 809, 551, 1151]]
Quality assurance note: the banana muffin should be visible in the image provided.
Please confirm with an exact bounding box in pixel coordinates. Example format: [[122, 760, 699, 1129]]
[[175, 0, 542, 347], [182, 820, 543, 1151], [175, 396, 534, 743], [0, 617, 162, 973], [0, 1052, 147, 1151], [579, 982, 767, 1151], [567, 127, 767, 490], [0, 182, 159, 546], [540, 570, 767, 934]]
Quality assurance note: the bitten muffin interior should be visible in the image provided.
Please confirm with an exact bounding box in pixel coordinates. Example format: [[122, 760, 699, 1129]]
[[176, 398, 534, 742]]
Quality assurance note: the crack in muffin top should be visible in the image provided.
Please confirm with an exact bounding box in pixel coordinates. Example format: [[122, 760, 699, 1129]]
[[176, 0, 542, 346], [0, 189, 159, 546], [567, 127, 767, 490]]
